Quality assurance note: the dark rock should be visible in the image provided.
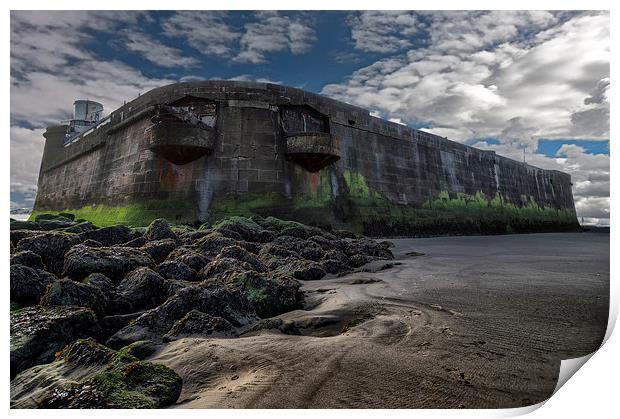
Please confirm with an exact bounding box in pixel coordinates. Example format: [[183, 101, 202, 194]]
[[163, 310, 237, 341], [346, 238, 394, 259], [40, 279, 109, 315], [58, 212, 76, 220], [177, 230, 209, 245], [10, 306, 101, 378], [10, 229, 44, 247], [166, 246, 209, 271], [195, 231, 259, 256], [320, 259, 352, 275], [309, 234, 346, 251], [63, 245, 154, 281], [14, 339, 181, 409], [83, 273, 115, 301], [145, 218, 178, 243], [60, 221, 95, 234], [349, 254, 370, 268], [298, 242, 325, 262], [100, 311, 146, 340], [10, 220, 42, 231], [78, 225, 133, 247], [107, 283, 256, 347], [322, 249, 352, 265], [198, 257, 256, 281], [110, 268, 169, 314], [122, 236, 147, 248], [217, 270, 302, 318], [217, 245, 267, 272], [245, 318, 301, 335], [141, 238, 177, 263], [34, 213, 72, 223], [10, 264, 56, 307], [214, 216, 274, 243], [82, 239, 103, 247], [16, 231, 81, 276], [274, 258, 326, 281], [334, 229, 358, 239], [118, 340, 159, 360], [156, 260, 197, 281], [279, 225, 310, 240], [10, 250, 45, 270]]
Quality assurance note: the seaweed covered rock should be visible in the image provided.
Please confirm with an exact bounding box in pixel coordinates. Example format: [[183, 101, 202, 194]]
[[215, 270, 303, 318], [163, 310, 237, 341], [141, 238, 177, 263], [166, 246, 209, 271], [16, 231, 81, 276], [10, 264, 57, 307], [217, 245, 267, 272], [118, 340, 159, 360], [10, 250, 45, 270], [145, 218, 178, 243], [345, 238, 394, 260], [156, 260, 197, 281], [213, 216, 274, 243], [11, 339, 181, 409], [10, 220, 42, 231], [10, 306, 101, 378], [78, 225, 133, 247], [60, 221, 96, 234], [198, 257, 256, 281], [63, 245, 154, 281], [83, 273, 116, 302], [107, 283, 256, 347], [40, 279, 109, 315], [274, 258, 327, 281], [110, 268, 169, 314]]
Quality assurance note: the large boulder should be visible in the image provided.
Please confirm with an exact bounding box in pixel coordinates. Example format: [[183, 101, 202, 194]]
[[62, 245, 154, 281], [10, 250, 45, 270], [274, 258, 326, 281], [194, 231, 260, 257], [83, 273, 116, 302], [141, 238, 177, 263], [345, 238, 394, 260], [11, 339, 182, 409], [198, 257, 256, 281], [156, 260, 197, 281], [10, 264, 57, 307], [78, 225, 133, 247], [16, 231, 81, 276], [215, 270, 302, 318], [163, 310, 237, 341], [107, 283, 256, 347], [213, 216, 274, 243], [145, 218, 179, 243], [10, 306, 101, 378], [166, 246, 209, 271], [40, 279, 108, 315], [10, 220, 42, 231], [217, 245, 267, 272], [110, 268, 169, 314]]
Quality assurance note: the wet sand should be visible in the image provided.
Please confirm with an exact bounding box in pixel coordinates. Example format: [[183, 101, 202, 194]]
[[150, 232, 609, 408]]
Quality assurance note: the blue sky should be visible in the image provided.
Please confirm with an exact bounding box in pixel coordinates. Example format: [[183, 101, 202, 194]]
[[10, 11, 610, 224]]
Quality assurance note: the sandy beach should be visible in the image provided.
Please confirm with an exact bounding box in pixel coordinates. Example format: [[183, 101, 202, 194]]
[[149, 232, 609, 408]]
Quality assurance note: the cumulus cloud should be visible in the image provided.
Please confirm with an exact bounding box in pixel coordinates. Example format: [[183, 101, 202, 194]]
[[235, 11, 316, 64], [122, 31, 200, 68], [162, 11, 241, 57], [348, 11, 421, 53], [323, 11, 610, 224]]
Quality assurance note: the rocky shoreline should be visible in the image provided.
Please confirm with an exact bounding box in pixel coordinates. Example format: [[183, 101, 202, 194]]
[[10, 214, 393, 408]]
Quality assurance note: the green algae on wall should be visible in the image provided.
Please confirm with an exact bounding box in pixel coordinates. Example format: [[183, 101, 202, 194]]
[[29, 199, 200, 227]]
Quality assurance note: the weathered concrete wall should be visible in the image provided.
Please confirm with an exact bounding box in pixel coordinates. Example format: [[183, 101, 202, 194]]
[[33, 81, 578, 235]]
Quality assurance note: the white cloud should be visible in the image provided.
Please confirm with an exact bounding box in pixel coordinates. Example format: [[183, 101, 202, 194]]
[[123, 31, 200, 68], [348, 11, 421, 53], [162, 11, 241, 58], [323, 11, 610, 222], [234, 12, 316, 64]]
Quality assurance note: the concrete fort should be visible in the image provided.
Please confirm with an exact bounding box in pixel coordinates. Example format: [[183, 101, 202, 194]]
[[33, 81, 579, 235]]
